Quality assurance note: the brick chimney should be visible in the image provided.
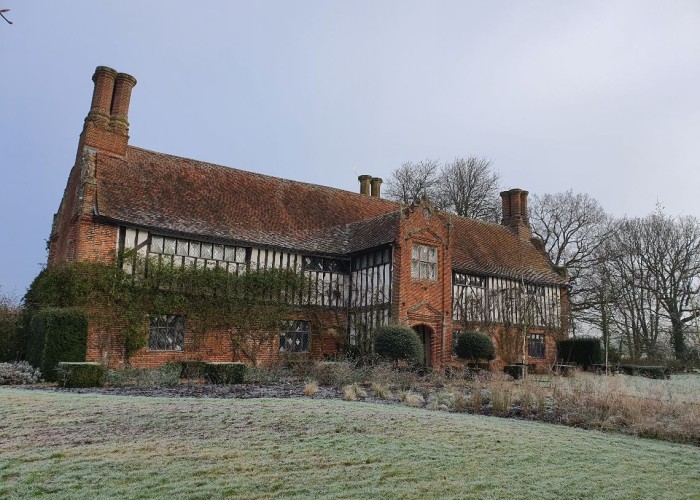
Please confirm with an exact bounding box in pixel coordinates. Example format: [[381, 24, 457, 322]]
[[358, 175, 372, 196], [500, 188, 531, 239], [370, 177, 382, 198], [80, 65, 137, 157]]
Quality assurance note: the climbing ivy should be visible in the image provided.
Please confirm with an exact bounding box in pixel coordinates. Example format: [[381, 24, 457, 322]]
[[24, 253, 309, 363]]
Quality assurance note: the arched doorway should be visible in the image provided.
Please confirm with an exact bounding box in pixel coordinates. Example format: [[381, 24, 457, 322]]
[[413, 324, 433, 366]]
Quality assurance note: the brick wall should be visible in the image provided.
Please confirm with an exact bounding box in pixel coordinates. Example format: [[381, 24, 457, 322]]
[[392, 201, 453, 369]]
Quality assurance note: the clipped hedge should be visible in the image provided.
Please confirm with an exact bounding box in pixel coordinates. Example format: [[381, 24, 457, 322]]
[[374, 325, 423, 365], [204, 362, 246, 384], [57, 362, 105, 388], [180, 360, 207, 380], [557, 338, 602, 370], [28, 308, 88, 381], [617, 364, 670, 380], [455, 331, 495, 362]]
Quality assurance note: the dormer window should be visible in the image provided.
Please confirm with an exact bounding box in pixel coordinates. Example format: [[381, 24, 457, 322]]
[[411, 244, 437, 281]]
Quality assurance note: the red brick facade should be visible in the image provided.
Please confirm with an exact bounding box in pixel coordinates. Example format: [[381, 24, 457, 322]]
[[48, 66, 569, 370]]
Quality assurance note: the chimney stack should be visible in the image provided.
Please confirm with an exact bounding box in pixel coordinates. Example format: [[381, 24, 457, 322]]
[[370, 177, 382, 198], [358, 175, 372, 196], [500, 188, 531, 239], [80, 66, 136, 157]]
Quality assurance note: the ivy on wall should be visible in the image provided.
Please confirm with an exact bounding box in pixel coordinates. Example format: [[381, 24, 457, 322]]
[[24, 253, 309, 363]]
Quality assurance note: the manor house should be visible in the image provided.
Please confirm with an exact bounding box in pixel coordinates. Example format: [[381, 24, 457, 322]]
[[48, 66, 569, 370]]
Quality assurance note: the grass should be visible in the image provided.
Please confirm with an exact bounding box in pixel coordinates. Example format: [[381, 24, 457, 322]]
[[1, 388, 699, 499]]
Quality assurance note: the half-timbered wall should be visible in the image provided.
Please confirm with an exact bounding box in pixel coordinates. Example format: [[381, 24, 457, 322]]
[[121, 227, 362, 311], [348, 247, 392, 345], [453, 272, 561, 328]]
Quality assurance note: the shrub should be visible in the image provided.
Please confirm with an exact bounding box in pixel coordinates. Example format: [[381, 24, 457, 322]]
[[105, 363, 181, 388], [455, 331, 495, 363], [204, 362, 246, 384], [57, 362, 105, 388], [374, 325, 423, 365], [557, 338, 602, 370], [617, 364, 670, 380], [311, 361, 357, 388], [0, 361, 42, 385], [503, 364, 527, 379], [180, 360, 207, 380], [27, 308, 88, 381]]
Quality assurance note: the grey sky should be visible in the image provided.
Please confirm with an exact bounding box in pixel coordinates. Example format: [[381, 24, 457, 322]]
[[1, 1, 699, 297]]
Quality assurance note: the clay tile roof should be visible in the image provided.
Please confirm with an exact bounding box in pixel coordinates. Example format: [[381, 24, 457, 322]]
[[95, 146, 400, 255], [448, 215, 568, 285], [94, 146, 565, 285]]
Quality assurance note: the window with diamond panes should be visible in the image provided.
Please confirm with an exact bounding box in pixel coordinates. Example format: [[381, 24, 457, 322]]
[[148, 315, 185, 351], [411, 244, 437, 280], [280, 320, 310, 353], [528, 334, 545, 359]]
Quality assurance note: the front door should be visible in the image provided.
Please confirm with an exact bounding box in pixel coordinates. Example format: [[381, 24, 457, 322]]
[[413, 325, 432, 366]]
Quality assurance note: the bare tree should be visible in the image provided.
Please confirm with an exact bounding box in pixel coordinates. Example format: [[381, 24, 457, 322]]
[[637, 212, 700, 359], [385, 156, 501, 222], [528, 191, 611, 328], [384, 159, 440, 206], [438, 157, 500, 221]]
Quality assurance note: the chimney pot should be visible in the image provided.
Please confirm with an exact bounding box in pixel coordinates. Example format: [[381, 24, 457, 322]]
[[358, 175, 372, 196], [370, 177, 383, 198], [109, 72, 137, 135], [87, 66, 117, 127]]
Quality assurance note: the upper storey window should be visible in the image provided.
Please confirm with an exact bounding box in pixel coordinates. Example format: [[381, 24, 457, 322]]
[[411, 244, 437, 281]]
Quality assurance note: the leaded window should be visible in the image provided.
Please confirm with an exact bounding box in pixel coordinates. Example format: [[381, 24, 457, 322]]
[[148, 315, 185, 351], [528, 334, 545, 359], [280, 320, 310, 353], [411, 244, 437, 280]]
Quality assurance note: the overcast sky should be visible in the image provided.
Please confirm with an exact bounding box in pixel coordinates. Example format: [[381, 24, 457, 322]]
[[1, 1, 699, 298]]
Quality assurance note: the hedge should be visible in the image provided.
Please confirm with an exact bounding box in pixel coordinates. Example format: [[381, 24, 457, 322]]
[[557, 338, 602, 370], [204, 362, 246, 384], [374, 325, 423, 364], [57, 362, 105, 388], [27, 308, 88, 381], [180, 360, 207, 379], [617, 364, 670, 380]]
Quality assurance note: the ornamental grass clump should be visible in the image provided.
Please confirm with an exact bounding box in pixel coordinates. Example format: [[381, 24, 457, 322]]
[[342, 382, 367, 401], [303, 380, 319, 397], [374, 325, 423, 365]]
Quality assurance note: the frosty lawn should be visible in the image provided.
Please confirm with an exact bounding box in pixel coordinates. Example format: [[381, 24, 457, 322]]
[[1, 388, 698, 499]]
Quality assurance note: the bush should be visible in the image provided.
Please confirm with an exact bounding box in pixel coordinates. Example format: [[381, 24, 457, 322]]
[[57, 362, 105, 388], [0, 361, 42, 385], [617, 364, 670, 380], [27, 308, 88, 381], [204, 362, 246, 384], [557, 338, 602, 370], [180, 360, 207, 379], [374, 325, 423, 365], [455, 331, 495, 362], [105, 363, 181, 388]]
